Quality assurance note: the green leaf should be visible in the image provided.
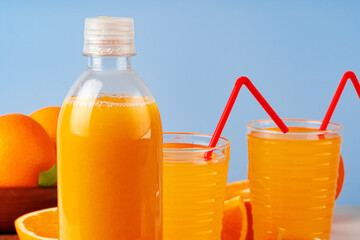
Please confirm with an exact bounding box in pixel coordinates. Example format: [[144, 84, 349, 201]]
[[38, 164, 57, 187]]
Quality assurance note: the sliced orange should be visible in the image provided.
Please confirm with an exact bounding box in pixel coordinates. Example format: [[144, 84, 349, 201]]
[[226, 180, 250, 201], [15, 207, 58, 240], [225, 180, 253, 240], [222, 180, 250, 240], [335, 156, 345, 200], [222, 195, 248, 240]]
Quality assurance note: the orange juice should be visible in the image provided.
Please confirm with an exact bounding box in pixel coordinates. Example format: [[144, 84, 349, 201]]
[[57, 95, 163, 240], [247, 120, 342, 240], [163, 133, 230, 240]]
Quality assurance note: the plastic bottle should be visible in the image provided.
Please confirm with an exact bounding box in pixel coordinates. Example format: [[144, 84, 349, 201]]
[[57, 16, 163, 240]]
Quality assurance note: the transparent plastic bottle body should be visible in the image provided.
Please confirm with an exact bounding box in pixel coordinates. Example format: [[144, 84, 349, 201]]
[[57, 56, 163, 240]]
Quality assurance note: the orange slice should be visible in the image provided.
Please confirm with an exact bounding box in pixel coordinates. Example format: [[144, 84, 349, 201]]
[[222, 180, 250, 240], [222, 195, 248, 240], [15, 207, 58, 240], [226, 180, 250, 201], [335, 155, 345, 200]]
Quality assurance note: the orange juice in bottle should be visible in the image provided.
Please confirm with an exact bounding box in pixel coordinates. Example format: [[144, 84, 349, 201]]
[[57, 17, 163, 240]]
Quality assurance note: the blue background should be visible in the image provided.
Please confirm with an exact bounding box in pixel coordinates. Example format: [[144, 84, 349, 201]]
[[0, 1, 359, 204]]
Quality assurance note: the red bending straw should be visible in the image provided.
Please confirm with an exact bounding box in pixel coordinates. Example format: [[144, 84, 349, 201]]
[[320, 71, 360, 130], [207, 76, 289, 154]]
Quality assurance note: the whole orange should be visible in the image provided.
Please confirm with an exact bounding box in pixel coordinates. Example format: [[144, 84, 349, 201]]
[[0, 114, 56, 187], [30, 106, 61, 148]]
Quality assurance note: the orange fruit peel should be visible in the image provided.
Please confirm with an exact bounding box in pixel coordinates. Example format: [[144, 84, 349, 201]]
[[222, 195, 248, 240], [222, 180, 250, 240], [226, 180, 250, 201], [335, 156, 345, 200], [15, 207, 58, 240], [30, 106, 61, 148], [0, 114, 56, 187]]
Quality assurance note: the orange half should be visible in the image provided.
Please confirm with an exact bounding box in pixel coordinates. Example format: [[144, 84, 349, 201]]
[[222, 195, 248, 240], [222, 180, 250, 240], [335, 156, 345, 200], [15, 207, 58, 240]]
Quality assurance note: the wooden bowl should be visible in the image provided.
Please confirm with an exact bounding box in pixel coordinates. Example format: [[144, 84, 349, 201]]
[[0, 187, 57, 233]]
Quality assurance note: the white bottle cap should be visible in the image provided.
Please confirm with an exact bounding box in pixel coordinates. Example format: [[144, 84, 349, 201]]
[[83, 16, 135, 56]]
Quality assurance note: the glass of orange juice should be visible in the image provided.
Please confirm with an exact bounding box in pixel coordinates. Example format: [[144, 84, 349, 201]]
[[247, 119, 342, 240], [163, 132, 230, 239]]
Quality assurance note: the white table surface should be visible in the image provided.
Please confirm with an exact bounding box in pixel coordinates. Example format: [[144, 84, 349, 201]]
[[0, 206, 359, 240], [331, 205, 360, 239]]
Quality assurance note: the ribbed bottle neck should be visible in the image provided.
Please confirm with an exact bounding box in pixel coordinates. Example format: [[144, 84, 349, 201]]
[[88, 56, 131, 71]]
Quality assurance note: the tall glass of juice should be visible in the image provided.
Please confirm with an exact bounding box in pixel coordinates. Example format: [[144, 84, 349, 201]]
[[57, 17, 163, 240], [247, 119, 342, 240], [163, 132, 230, 240]]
